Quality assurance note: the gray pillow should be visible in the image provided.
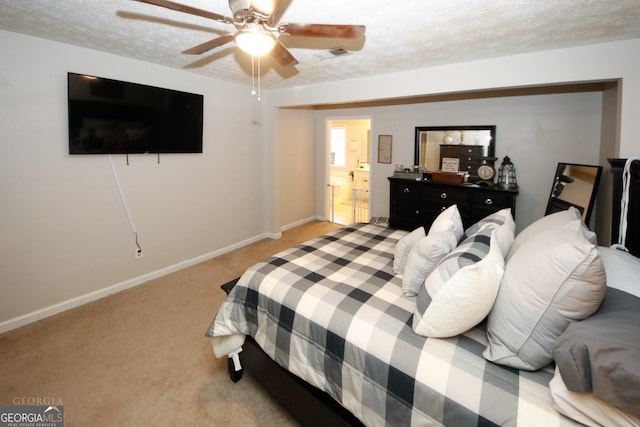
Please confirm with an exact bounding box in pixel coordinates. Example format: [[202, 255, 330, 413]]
[[553, 287, 640, 418], [506, 207, 595, 260], [483, 217, 606, 370]]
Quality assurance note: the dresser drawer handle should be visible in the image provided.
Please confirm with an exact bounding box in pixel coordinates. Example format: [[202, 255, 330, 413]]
[[467, 148, 473, 153], [484, 198, 493, 205], [440, 192, 447, 199], [404, 188, 410, 193], [441, 206, 447, 212]]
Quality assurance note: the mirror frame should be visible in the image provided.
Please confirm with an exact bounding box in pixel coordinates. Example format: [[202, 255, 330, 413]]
[[545, 162, 603, 224], [414, 125, 496, 177]]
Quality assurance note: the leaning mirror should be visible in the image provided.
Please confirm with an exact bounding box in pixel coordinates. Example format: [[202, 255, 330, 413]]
[[545, 163, 603, 224], [414, 126, 496, 181]]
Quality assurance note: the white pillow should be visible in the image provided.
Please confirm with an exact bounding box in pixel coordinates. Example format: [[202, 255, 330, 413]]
[[428, 204, 464, 242], [394, 206, 463, 276], [412, 226, 505, 338], [483, 218, 606, 370], [507, 207, 595, 260], [393, 226, 425, 274], [401, 231, 458, 296], [598, 245, 640, 297]]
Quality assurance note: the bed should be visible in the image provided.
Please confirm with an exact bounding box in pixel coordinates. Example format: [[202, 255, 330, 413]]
[[206, 158, 640, 426]]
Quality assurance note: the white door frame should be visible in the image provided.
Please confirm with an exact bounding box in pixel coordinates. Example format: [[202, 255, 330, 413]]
[[325, 116, 372, 224]]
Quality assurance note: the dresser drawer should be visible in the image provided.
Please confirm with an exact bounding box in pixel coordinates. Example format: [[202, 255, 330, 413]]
[[393, 182, 421, 198], [470, 190, 514, 209], [460, 146, 484, 156], [440, 145, 484, 157], [459, 158, 483, 172], [421, 186, 468, 205]]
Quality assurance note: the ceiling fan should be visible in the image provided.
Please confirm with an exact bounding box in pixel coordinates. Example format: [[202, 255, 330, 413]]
[[132, 0, 366, 67]]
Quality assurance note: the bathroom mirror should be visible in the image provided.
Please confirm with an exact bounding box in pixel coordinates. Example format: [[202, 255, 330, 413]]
[[414, 126, 496, 179], [545, 162, 603, 224]]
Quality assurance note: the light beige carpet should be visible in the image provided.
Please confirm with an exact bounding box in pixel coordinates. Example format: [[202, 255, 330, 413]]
[[0, 220, 341, 426]]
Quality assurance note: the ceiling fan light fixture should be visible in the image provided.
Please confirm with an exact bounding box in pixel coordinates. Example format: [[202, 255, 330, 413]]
[[235, 24, 276, 56]]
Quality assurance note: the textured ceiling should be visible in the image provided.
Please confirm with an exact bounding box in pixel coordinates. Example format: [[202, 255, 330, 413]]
[[1, 0, 639, 89]]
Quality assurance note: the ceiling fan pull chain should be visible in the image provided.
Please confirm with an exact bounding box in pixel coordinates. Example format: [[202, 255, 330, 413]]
[[257, 56, 262, 101], [251, 55, 257, 96]]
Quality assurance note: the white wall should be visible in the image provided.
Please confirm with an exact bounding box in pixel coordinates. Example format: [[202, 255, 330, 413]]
[[269, 39, 640, 235], [312, 92, 603, 234], [277, 109, 316, 228], [0, 30, 268, 329]]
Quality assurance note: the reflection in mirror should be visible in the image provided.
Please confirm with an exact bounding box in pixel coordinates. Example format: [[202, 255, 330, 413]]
[[545, 163, 603, 224], [414, 126, 496, 180]]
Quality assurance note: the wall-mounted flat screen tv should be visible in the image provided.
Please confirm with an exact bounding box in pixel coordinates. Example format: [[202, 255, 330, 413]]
[[68, 72, 203, 154]]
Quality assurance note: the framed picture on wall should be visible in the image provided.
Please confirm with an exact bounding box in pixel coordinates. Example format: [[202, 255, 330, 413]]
[[378, 135, 392, 164]]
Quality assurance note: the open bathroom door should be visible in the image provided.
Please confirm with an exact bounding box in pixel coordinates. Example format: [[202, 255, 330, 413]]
[[326, 118, 371, 225]]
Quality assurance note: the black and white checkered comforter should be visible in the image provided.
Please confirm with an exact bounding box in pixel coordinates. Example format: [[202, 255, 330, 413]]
[[206, 223, 578, 426]]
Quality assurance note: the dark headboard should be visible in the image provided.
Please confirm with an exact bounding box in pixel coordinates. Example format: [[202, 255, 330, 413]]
[[609, 158, 640, 257]]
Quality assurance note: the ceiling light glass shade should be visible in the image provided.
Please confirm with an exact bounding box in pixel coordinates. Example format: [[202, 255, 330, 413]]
[[235, 25, 276, 56]]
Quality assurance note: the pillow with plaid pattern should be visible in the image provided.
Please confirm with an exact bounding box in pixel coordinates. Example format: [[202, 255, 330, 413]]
[[463, 208, 515, 255], [412, 225, 506, 338]]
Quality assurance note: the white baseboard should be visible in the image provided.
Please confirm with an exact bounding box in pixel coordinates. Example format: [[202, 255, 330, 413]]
[[0, 231, 277, 334], [281, 215, 325, 232]]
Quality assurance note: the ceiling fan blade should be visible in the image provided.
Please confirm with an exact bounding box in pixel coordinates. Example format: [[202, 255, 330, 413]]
[[133, 0, 233, 24], [182, 34, 234, 55], [270, 0, 291, 25], [271, 41, 298, 67], [278, 23, 366, 38]]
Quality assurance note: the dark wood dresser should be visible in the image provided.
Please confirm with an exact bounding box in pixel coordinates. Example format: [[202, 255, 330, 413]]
[[388, 176, 518, 231]]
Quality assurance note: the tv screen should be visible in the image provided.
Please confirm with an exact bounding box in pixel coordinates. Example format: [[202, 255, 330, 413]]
[[67, 72, 203, 154]]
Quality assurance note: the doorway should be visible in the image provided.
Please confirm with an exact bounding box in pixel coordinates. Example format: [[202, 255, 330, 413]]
[[327, 118, 371, 225]]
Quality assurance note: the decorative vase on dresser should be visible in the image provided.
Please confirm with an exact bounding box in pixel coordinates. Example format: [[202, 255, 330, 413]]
[[388, 176, 518, 231]]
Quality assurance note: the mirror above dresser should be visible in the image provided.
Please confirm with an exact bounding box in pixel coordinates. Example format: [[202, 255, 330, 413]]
[[414, 126, 496, 182]]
